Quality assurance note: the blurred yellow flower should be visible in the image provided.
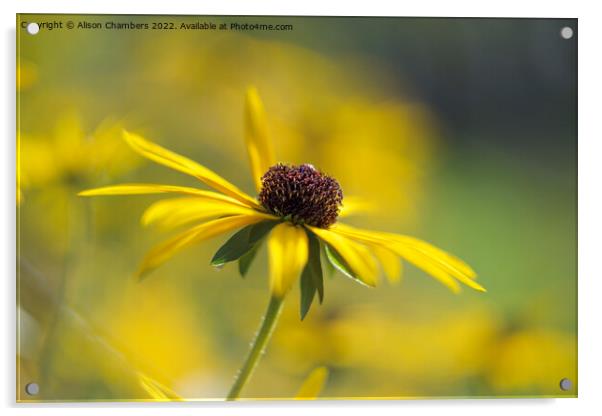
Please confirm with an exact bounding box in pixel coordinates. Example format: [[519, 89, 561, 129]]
[[273, 305, 500, 384], [19, 113, 137, 192], [105, 286, 219, 385], [487, 329, 576, 395]]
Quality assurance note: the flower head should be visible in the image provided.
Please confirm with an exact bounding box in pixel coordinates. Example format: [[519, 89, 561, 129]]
[[80, 86, 485, 319], [259, 163, 343, 228]]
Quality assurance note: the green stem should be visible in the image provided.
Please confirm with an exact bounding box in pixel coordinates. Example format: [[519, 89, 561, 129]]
[[226, 295, 284, 400]]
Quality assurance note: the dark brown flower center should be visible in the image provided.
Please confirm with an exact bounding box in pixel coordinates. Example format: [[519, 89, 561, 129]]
[[258, 163, 343, 228]]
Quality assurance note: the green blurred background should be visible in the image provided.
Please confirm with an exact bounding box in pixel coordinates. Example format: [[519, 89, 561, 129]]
[[17, 15, 577, 401]]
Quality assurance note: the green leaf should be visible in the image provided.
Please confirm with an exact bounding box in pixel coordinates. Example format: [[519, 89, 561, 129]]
[[300, 265, 316, 320], [211, 221, 277, 267], [324, 244, 371, 287], [320, 241, 336, 279], [308, 234, 324, 302], [247, 220, 279, 243], [300, 233, 324, 320], [238, 244, 259, 277]]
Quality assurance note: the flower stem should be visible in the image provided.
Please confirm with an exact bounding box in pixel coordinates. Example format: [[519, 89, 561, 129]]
[[226, 295, 284, 400]]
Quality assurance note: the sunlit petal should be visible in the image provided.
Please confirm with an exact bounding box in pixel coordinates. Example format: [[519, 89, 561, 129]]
[[137, 215, 268, 279], [137, 372, 183, 401], [79, 183, 251, 207], [396, 249, 461, 293], [336, 223, 477, 281], [295, 366, 329, 400], [268, 223, 308, 297], [445, 270, 486, 292], [245, 87, 276, 191], [309, 226, 378, 287], [395, 235, 477, 279], [332, 223, 481, 293], [123, 130, 260, 208], [370, 245, 402, 284], [142, 197, 275, 230]]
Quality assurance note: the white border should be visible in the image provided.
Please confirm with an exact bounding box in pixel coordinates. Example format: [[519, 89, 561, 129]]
[[3, 1, 601, 415]]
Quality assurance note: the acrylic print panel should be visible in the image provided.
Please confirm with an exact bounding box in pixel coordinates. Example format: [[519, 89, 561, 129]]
[[16, 14, 577, 402]]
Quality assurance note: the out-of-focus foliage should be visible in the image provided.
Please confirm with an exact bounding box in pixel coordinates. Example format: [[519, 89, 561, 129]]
[[17, 15, 576, 401]]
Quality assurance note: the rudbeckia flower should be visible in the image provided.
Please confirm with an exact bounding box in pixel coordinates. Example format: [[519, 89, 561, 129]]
[[80, 86, 484, 399]]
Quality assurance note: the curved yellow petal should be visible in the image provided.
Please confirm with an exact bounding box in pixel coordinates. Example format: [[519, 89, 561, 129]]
[[137, 214, 268, 279], [392, 239, 482, 290], [337, 223, 477, 281], [332, 223, 481, 293], [268, 223, 308, 297], [245, 87, 276, 191], [137, 372, 183, 401], [79, 183, 250, 205], [395, 235, 477, 279], [123, 130, 259, 208], [142, 197, 275, 230], [308, 226, 378, 287], [446, 270, 486, 292], [371, 245, 402, 284], [394, 248, 461, 293], [295, 366, 329, 400]]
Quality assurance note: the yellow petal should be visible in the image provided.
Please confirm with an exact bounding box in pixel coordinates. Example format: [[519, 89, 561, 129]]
[[123, 130, 259, 208], [142, 197, 274, 230], [137, 373, 183, 401], [79, 183, 250, 207], [332, 223, 478, 293], [295, 367, 329, 400], [395, 235, 477, 279], [338, 196, 375, 218], [309, 226, 378, 287], [338, 223, 477, 281], [394, 247, 461, 293], [365, 237, 461, 293], [371, 245, 402, 284], [137, 215, 268, 279], [392, 239, 483, 290], [244, 87, 276, 191], [445, 270, 486, 292], [268, 223, 308, 297]]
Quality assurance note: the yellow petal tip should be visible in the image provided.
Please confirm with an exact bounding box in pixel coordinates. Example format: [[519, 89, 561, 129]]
[[295, 366, 329, 400]]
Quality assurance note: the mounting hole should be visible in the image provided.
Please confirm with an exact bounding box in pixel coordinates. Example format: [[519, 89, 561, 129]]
[[559, 378, 573, 391], [26, 22, 40, 35], [25, 382, 39, 396], [560, 26, 574, 40]]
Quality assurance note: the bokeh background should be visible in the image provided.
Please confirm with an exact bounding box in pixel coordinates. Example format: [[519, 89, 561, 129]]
[[17, 15, 577, 401]]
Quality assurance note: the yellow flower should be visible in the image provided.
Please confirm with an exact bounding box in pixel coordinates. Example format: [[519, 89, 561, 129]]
[[80, 87, 484, 318]]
